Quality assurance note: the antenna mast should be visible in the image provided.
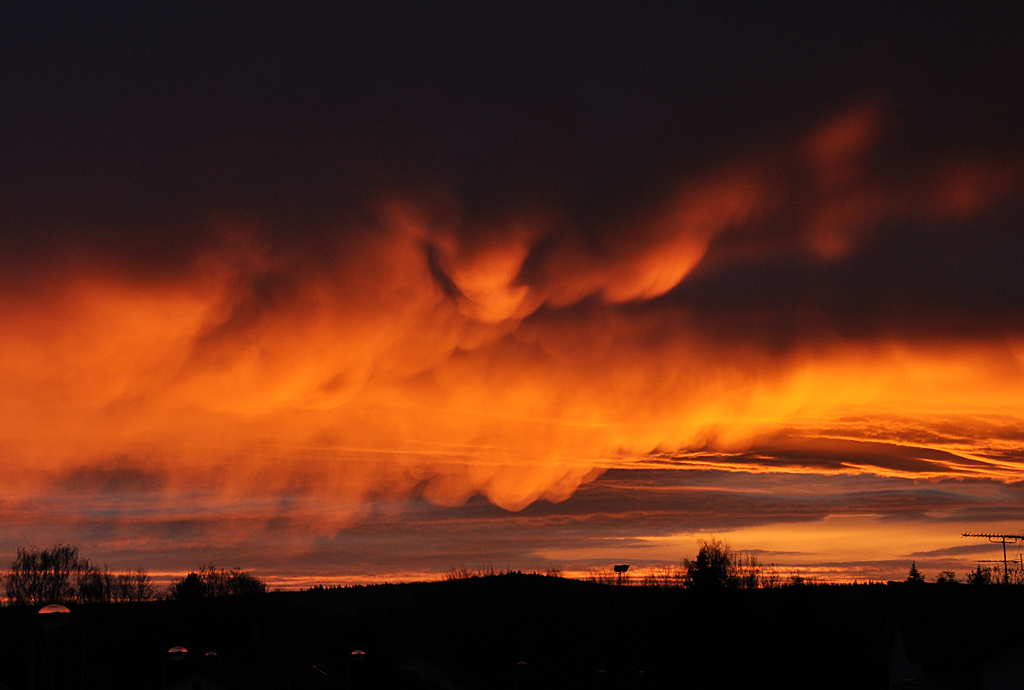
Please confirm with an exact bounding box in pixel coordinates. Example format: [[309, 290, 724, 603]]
[[962, 533, 1024, 583]]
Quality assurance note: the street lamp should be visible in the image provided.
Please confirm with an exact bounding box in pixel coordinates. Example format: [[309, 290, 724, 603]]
[[164, 646, 187, 689], [205, 651, 217, 686], [515, 660, 528, 690], [349, 649, 365, 690], [31, 604, 72, 689], [37, 604, 71, 628]]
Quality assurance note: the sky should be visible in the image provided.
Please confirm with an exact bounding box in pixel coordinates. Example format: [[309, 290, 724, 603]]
[[2, 3, 1024, 586]]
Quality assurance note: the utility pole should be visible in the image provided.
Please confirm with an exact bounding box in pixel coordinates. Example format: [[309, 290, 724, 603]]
[[962, 533, 1024, 583]]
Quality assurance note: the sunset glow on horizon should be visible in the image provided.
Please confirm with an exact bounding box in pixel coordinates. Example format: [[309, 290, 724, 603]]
[[2, 4, 1023, 586]]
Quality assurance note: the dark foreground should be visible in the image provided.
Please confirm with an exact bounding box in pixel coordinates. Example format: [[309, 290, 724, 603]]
[[1, 574, 1021, 690]]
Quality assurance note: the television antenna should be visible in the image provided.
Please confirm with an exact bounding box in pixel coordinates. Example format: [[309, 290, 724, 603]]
[[962, 533, 1024, 583]]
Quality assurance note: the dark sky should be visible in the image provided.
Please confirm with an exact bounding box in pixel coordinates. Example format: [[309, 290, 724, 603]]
[[4, 5, 1020, 244]]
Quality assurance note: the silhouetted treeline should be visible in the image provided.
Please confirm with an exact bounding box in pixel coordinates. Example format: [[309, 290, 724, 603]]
[[904, 561, 1024, 585], [2, 544, 265, 606], [168, 564, 267, 599], [2, 544, 154, 605], [577, 538, 794, 588], [0, 572, 905, 690], [5, 566, 1024, 688]]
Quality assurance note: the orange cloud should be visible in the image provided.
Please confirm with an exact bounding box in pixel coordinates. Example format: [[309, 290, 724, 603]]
[[1, 108, 1022, 549]]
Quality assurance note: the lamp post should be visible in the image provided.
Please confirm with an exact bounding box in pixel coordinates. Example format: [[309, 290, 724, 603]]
[[515, 660, 528, 690], [32, 604, 72, 690], [163, 646, 187, 689], [205, 651, 217, 687], [348, 649, 365, 690], [37, 605, 71, 628]]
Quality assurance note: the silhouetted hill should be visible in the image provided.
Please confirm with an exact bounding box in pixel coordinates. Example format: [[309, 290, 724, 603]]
[[5, 574, 992, 690]]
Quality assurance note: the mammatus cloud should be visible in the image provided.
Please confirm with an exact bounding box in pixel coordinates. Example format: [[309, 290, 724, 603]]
[[1, 105, 1022, 540], [2, 5, 1022, 587]]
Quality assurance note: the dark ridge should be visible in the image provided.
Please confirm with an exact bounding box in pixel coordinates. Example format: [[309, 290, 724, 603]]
[[6, 572, 985, 689]]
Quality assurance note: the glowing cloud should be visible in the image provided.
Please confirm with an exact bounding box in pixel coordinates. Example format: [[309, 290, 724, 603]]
[[1, 113, 1022, 523], [2, 12, 1023, 581]]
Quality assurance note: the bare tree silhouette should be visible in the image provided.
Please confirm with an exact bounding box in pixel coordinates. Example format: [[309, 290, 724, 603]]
[[169, 565, 266, 599], [683, 538, 736, 588], [4, 544, 84, 605], [3, 544, 156, 605], [967, 564, 993, 585]]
